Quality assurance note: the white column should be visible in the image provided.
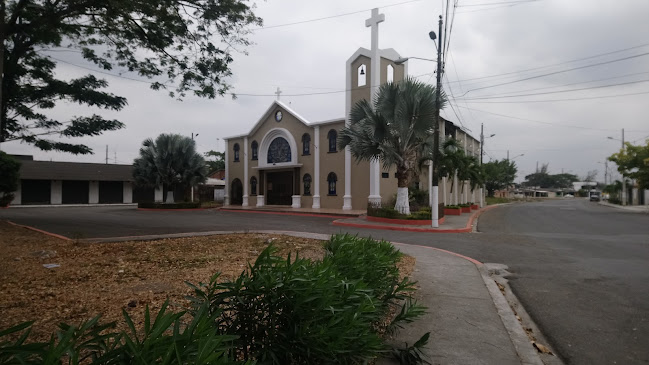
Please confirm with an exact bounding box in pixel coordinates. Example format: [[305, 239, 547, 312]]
[[11, 182, 21, 205], [224, 140, 230, 205], [89, 181, 99, 204], [123, 182, 133, 204], [154, 184, 163, 202], [51, 180, 62, 205], [312, 126, 321, 209], [242, 137, 249, 206]]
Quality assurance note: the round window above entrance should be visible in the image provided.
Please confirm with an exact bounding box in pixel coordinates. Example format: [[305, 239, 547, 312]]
[[267, 137, 292, 164]]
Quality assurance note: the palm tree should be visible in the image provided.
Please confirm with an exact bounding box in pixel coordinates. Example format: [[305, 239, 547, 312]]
[[437, 138, 464, 201], [133, 134, 208, 203], [339, 77, 447, 214], [459, 155, 483, 203]]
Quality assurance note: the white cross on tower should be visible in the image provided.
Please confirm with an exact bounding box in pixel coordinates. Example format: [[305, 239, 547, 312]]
[[365, 8, 385, 55], [274, 87, 282, 101], [365, 8, 385, 207]]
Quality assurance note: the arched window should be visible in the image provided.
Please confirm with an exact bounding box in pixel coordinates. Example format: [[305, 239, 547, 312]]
[[327, 172, 337, 195], [267, 137, 292, 164], [327, 130, 337, 153], [302, 133, 311, 155], [251, 141, 258, 160], [358, 64, 367, 87], [303, 174, 312, 196], [387, 64, 394, 83], [250, 176, 257, 195], [233, 143, 240, 162]]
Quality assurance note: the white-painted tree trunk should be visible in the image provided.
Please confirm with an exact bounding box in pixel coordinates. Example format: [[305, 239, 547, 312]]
[[395, 187, 410, 215], [166, 191, 175, 203]]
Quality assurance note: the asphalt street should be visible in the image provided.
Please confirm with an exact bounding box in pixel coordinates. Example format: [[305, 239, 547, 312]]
[[2, 199, 648, 364]]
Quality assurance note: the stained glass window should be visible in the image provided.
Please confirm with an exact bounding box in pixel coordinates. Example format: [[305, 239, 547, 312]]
[[327, 172, 337, 195], [302, 133, 311, 155], [328, 130, 337, 152], [267, 137, 291, 164], [233, 143, 240, 162], [303, 174, 312, 196], [251, 141, 258, 160], [250, 177, 257, 195]]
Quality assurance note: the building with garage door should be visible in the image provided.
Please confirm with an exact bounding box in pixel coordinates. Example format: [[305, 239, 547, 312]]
[[10, 155, 139, 205]]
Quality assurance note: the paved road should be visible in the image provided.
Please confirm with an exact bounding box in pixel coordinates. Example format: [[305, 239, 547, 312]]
[[2, 200, 648, 364]]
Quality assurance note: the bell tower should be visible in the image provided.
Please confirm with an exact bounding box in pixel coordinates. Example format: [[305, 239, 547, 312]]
[[342, 8, 407, 210]]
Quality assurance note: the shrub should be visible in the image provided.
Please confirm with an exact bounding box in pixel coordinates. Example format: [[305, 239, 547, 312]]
[[445, 205, 461, 209], [138, 201, 201, 209], [368, 203, 441, 220], [187, 234, 429, 364]]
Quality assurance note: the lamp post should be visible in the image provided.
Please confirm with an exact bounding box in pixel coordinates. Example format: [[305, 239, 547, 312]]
[[394, 18, 443, 227], [607, 129, 626, 205]]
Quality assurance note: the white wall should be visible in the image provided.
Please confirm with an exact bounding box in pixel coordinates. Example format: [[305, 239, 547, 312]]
[[10, 183, 21, 205], [89, 181, 99, 204], [123, 182, 133, 204]]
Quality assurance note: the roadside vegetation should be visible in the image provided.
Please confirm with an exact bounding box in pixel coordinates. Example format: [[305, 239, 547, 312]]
[[0, 222, 426, 364]]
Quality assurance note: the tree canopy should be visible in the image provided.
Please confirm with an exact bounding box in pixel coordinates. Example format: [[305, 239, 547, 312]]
[[339, 77, 446, 214], [204, 150, 225, 175], [1, 0, 261, 154], [608, 140, 649, 190], [521, 163, 578, 189], [133, 133, 207, 203], [0, 151, 21, 206], [482, 159, 517, 197]]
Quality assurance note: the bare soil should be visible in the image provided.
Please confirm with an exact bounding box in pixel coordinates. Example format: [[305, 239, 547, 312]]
[[0, 221, 414, 341]]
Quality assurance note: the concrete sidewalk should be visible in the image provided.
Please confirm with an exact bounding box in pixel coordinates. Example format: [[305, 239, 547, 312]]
[[83, 229, 543, 364], [598, 201, 649, 213]]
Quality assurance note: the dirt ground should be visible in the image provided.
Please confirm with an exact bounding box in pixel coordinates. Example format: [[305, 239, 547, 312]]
[[0, 221, 415, 342]]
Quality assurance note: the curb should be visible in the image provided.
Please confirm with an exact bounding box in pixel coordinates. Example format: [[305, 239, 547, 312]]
[[218, 208, 353, 219], [332, 204, 500, 233], [5, 223, 546, 365], [6, 220, 71, 241]]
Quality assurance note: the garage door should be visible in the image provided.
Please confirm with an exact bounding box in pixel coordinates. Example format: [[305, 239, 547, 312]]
[[21, 180, 51, 205], [99, 181, 124, 203], [62, 181, 89, 204]]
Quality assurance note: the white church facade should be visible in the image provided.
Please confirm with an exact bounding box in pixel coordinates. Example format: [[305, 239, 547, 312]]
[[224, 9, 482, 211]]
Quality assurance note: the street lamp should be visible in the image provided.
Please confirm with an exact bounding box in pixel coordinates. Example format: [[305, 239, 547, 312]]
[[510, 153, 525, 160], [607, 129, 626, 205], [394, 56, 437, 65]]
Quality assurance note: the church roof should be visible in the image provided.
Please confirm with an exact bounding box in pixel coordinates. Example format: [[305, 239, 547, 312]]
[[224, 100, 344, 140]]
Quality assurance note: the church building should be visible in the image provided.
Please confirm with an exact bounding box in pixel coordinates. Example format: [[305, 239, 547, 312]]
[[224, 9, 482, 211]]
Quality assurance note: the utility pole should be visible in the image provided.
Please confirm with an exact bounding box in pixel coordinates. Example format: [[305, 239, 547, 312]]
[[604, 161, 608, 186], [507, 150, 509, 161], [105, 145, 108, 164], [191, 133, 199, 202], [431, 15, 443, 228], [621, 128, 626, 205], [480, 123, 484, 165]]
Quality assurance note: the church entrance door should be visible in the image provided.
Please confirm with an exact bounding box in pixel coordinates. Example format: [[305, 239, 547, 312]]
[[266, 171, 293, 205], [231, 179, 243, 205]]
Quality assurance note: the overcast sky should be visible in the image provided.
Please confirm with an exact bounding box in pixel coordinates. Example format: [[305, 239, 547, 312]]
[[3, 0, 649, 183]]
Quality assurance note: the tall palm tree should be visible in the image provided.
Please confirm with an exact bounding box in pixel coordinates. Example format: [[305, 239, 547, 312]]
[[437, 138, 464, 200], [339, 77, 447, 214], [459, 155, 483, 202], [133, 134, 207, 203]]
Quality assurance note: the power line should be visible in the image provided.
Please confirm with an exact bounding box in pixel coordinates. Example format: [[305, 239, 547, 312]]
[[456, 105, 649, 132], [458, 79, 649, 100], [458, 0, 539, 7], [457, 51, 649, 96], [462, 71, 649, 98], [458, 90, 649, 104], [447, 43, 649, 85], [256, 0, 424, 30]]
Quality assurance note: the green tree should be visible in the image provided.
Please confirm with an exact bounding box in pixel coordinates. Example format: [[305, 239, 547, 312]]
[[1, 0, 261, 154], [0, 151, 20, 206], [133, 134, 207, 203], [437, 138, 465, 197], [204, 150, 225, 175], [460, 155, 483, 200], [608, 140, 649, 190], [339, 77, 446, 214], [483, 159, 517, 197]]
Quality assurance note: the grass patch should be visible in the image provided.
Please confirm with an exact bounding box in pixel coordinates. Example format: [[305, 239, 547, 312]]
[[485, 196, 512, 205]]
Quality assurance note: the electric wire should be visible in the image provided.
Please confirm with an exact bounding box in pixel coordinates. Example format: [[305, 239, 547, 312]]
[[457, 90, 649, 104]]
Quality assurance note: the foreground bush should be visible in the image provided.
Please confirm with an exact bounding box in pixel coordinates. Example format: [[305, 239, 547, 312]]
[[0, 235, 428, 364]]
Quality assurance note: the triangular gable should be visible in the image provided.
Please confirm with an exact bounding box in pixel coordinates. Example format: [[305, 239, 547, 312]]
[[247, 100, 312, 137], [346, 47, 402, 66]]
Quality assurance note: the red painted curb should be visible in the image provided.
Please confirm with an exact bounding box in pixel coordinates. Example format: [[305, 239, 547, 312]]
[[333, 204, 500, 233], [391, 241, 484, 266], [219, 208, 352, 219], [6, 221, 71, 241], [366, 216, 445, 225]]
